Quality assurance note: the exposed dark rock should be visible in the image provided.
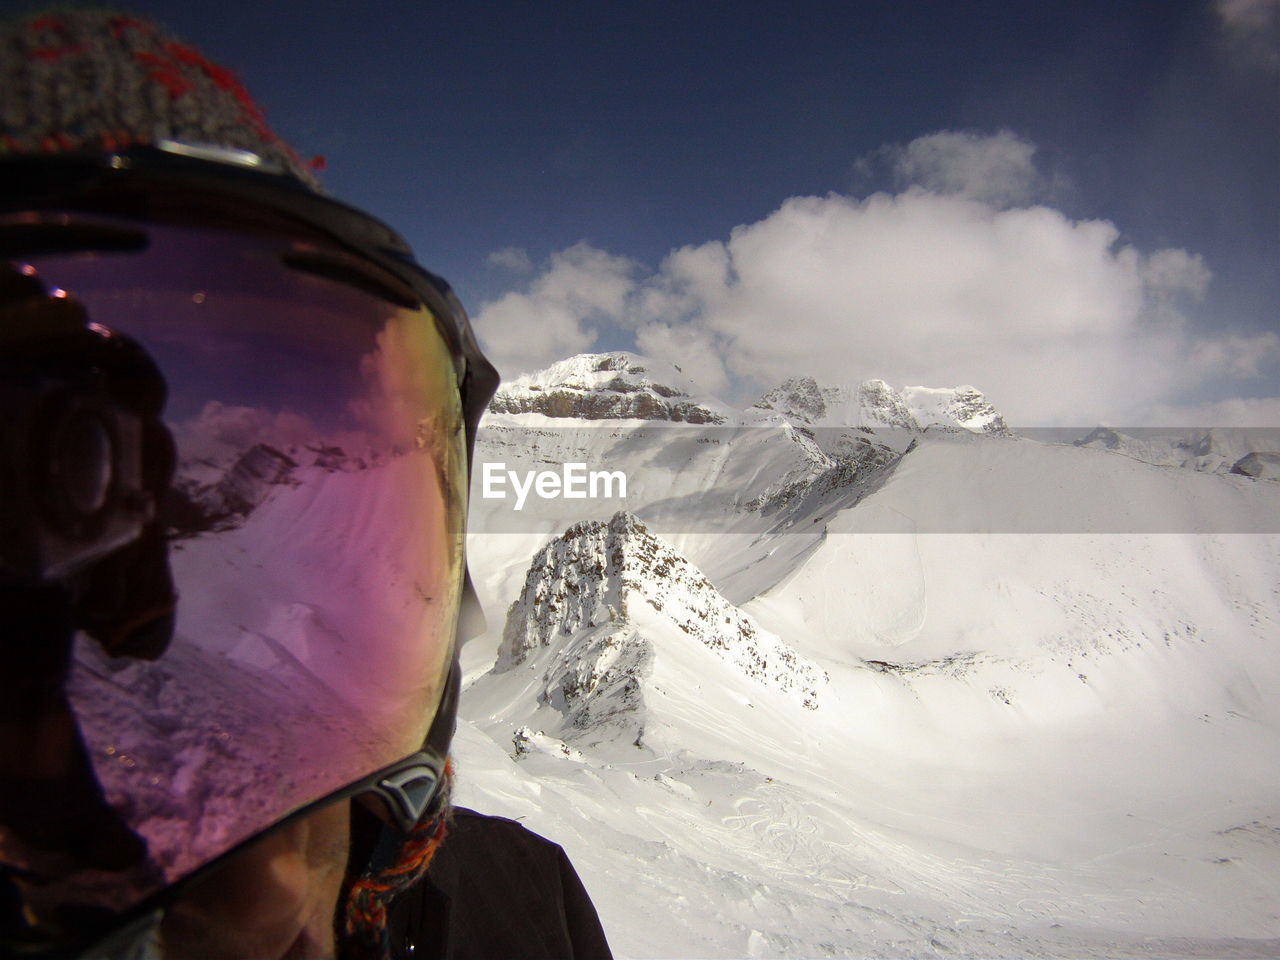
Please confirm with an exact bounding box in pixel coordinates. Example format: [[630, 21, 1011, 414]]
[[1231, 451, 1280, 481]]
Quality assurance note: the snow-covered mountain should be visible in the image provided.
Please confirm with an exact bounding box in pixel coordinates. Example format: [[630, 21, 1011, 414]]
[[488, 352, 729, 423], [472, 355, 1019, 551], [751, 374, 1011, 436], [457, 352, 1280, 959], [1073, 425, 1280, 476], [169, 441, 371, 536], [489, 355, 1009, 437], [751, 374, 834, 424], [493, 512, 825, 739], [899, 382, 1011, 434], [52, 445, 456, 908]]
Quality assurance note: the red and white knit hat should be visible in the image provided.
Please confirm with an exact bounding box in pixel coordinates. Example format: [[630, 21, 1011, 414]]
[[0, 9, 320, 185]]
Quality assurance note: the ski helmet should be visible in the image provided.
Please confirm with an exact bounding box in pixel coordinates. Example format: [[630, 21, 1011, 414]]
[[0, 10, 497, 957]]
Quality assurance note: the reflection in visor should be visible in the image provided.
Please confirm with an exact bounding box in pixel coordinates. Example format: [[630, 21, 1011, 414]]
[[0, 218, 467, 940]]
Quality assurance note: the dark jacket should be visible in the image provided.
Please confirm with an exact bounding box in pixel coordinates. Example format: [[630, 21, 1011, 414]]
[[388, 808, 613, 960]]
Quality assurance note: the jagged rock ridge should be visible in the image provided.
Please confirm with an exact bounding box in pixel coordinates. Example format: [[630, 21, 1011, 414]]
[[489, 352, 727, 423], [752, 376, 831, 423], [752, 375, 1011, 436], [746, 437, 900, 515], [168, 443, 300, 534], [746, 375, 1009, 512], [859, 379, 923, 431], [497, 513, 826, 727], [1232, 452, 1280, 480], [168, 442, 367, 535]]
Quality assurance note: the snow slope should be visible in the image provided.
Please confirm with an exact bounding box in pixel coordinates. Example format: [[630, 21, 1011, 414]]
[[457, 354, 1280, 958]]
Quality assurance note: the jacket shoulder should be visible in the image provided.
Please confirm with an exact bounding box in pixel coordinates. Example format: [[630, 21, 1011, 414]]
[[391, 806, 613, 960]]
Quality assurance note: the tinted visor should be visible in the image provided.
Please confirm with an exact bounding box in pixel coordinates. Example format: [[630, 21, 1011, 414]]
[[0, 214, 468, 945]]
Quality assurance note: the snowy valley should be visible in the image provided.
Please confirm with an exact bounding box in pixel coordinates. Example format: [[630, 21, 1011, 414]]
[[447, 352, 1280, 958]]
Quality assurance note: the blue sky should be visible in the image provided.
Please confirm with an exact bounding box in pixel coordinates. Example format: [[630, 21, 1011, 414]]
[[30, 0, 1279, 424]]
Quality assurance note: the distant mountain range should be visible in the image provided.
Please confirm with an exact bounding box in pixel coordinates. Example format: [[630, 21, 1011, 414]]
[[1073, 425, 1280, 478], [751, 374, 1010, 436], [488, 351, 1012, 436]]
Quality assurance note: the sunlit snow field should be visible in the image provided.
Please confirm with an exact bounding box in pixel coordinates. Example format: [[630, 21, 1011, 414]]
[[451, 373, 1280, 959]]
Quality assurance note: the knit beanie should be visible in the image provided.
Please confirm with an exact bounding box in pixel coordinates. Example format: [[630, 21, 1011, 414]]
[[0, 8, 319, 186]]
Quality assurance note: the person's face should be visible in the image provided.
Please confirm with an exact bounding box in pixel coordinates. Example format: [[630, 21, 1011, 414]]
[[158, 800, 352, 960]]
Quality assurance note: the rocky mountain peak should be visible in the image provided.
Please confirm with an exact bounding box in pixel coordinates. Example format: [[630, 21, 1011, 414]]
[[168, 443, 301, 535], [496, 512, 826, 719], [902, 384, 1011, 436], [488, 352, 727, 423], [752, 376, 829, 423], [591, 353, 648, 374], [1231, 452, 1280, 480], [1074, 426, 1125, 450], [857, 379, 922, 431], [168, 439, 375, 538], [751, 376, 1010, 436]]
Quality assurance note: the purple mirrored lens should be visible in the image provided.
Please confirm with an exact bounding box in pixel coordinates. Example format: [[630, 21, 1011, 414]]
[[0, 218, 467, 932]]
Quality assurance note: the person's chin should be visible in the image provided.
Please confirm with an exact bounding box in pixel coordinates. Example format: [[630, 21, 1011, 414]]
[[280, 926, 336, 960], [159, 802, 348, 958]]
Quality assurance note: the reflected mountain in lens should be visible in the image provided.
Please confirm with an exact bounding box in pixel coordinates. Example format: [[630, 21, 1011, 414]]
[[165, 440, 376, 537], [56, 438, 457, 912]]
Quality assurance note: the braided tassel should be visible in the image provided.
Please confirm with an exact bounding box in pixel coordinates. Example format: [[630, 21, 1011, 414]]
[[342, 760, 453, 960]]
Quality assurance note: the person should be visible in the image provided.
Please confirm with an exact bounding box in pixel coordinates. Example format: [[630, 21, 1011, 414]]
[[0, 10, 611, 959]]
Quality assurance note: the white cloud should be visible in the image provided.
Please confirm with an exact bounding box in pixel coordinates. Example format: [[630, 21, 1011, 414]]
[[351, 314, 461, 450], [1137, 395, 1280, 428], [1216, 0, 1280, 71], [889, 129, 1040, 207], [475, 242, 639, 377], [1140, 247, 1212, 302], [634, 321, 731, 396], [487, 246, 534, 273], [1186, 332, 1280, 380], [1218, 0, 1279, 25], [472, 131, 1273, 426], [629, 189, 1223, 424], [172, 401, 319, 460]]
